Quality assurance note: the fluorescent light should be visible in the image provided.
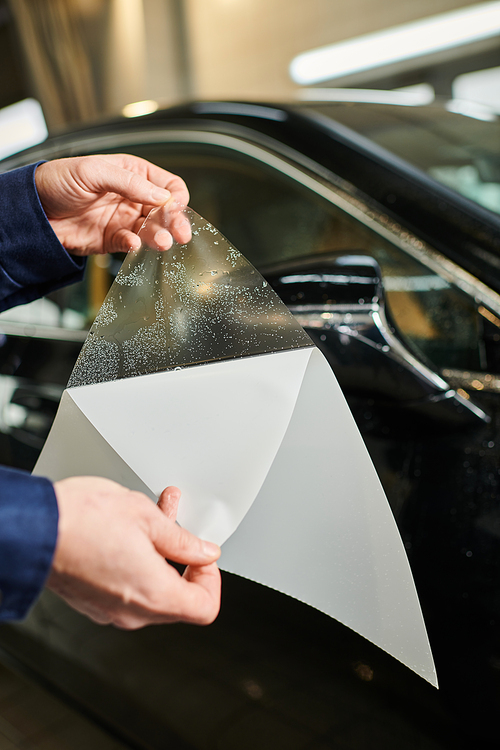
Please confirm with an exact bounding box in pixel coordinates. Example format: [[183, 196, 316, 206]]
[[122, 100, 158, 118], [297, 86, 434, 106], [0, 99, 48, 160], [395, 83, 436, 102], [453, 65, 500, 111], [290, 2, 500, 85], [445, 98, 497, 121]]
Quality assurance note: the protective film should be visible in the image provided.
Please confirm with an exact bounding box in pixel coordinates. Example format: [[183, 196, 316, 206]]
[[34, 206, 437, 686], [68, 205, 312, 388]]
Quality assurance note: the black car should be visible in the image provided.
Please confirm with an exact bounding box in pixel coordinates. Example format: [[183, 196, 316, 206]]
[[0, 99, 500, 750]]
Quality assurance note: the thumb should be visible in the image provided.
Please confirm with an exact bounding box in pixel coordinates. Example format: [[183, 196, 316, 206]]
[[157, 486, 181, 521], [84, 159, 172, 206], [151, 515, 220, 566]]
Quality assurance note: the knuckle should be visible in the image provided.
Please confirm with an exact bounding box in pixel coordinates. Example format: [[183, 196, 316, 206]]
[[113, 614, 144, 631], [128, 491, 157, 522], [146, 589, 169, 613]]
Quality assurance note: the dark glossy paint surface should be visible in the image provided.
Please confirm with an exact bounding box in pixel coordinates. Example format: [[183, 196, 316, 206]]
[[0, 578, 476, 750], [1, 293, 499, 749], [0, 336, 79, 469]]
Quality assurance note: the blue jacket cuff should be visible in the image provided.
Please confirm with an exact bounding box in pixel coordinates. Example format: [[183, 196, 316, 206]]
[[0, 162, 85, 312], [0, 466, 58, 621]]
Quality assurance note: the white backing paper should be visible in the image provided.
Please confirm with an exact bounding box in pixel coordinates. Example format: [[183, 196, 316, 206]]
[[34, 345, 437, 686], [34, 205, 436, 685]]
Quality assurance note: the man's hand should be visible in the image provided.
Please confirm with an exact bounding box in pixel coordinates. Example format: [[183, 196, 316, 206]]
[[48, 477, 221, 629], [35, 155, 192, 256]]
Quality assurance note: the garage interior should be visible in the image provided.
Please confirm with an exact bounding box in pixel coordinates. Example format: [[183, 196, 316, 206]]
[[0, 0, 499, 131], [0, 2, 499, 749]]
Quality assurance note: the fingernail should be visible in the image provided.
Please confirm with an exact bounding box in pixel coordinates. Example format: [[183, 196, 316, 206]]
[[202, 541, 220, 558], [152, 187, 171, 203]]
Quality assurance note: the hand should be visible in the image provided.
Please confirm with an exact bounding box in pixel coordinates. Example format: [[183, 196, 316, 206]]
[[48, 477, 221, 629], [35, 154, 192, 256]]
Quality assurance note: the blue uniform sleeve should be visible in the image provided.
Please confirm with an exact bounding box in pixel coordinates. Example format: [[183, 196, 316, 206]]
[[0, 467, 58, 621], [0, 162, 86, 312], [0, 162, 86, 619]]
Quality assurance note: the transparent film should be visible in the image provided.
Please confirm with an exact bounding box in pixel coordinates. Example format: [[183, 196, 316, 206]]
[[69, 205, 312, 388]]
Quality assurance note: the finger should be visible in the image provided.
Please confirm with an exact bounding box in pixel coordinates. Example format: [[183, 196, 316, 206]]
[[154, 229, 174, 250], [109, 228, 142, 253], [136, 207, 175, 251], [151, 515, 220, 566], [84, 159, 172, 207], [97, 155, 189, 207], [170, 211, 192, 245], [116, 227, 173, 253], [112, 561, 221, 628], [161, 174, 189, 208], [177, 562, 221, 624], [123, 157, 190, 207], [141, 201, 191, 245], [157, 486, 181, 521]]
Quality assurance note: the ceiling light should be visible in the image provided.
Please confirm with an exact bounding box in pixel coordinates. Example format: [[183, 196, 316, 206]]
[[122, 100, 158, 118], [0, 99, 48, 160], [290, 2, 500, 85], [445, 98, 497, 122], [297, 86, 434, 106]]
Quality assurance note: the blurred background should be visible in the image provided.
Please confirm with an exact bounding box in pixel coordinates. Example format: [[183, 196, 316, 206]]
[[0, 6, 499, 749], [0, 0, 499, 133]]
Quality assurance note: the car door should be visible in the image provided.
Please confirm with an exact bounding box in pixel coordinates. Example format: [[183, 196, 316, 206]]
[[1, 124, 500, 747]]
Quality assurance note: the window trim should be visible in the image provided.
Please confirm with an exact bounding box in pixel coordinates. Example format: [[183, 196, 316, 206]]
[[3, 126, 500, 343], [64, 127, 500, 316]]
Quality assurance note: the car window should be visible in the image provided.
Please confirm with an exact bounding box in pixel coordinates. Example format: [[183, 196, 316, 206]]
[[5, 138, 495, 379], [109, 141, 490, 376], [303, 102, 500, 216]]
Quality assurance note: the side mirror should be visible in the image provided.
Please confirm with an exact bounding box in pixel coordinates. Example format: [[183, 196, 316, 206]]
[[264, 254, 488, 431]]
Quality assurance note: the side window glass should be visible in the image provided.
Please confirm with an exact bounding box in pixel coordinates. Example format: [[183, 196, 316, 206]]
[[127, 143, 489, 376], [12, 140, 493, 380]]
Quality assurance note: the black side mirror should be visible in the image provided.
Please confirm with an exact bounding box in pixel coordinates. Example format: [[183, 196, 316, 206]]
[[264, 254, 488, 431]]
